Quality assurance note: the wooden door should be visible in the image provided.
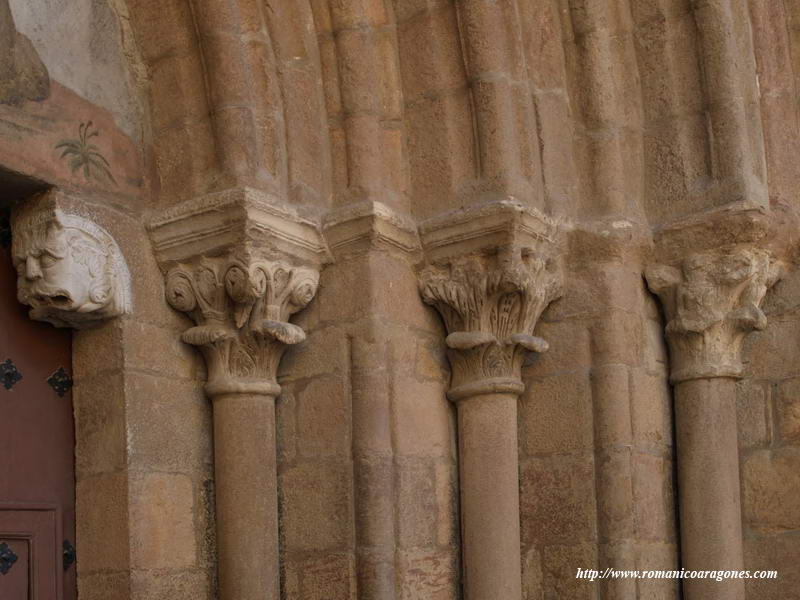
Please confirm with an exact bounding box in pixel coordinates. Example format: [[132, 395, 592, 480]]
[[0, 216, 76, 600]]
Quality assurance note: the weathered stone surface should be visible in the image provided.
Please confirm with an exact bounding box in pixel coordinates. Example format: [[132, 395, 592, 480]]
[[73, 371, 127, 476], [632, 453, 676, 543], [76, 473, 130, 573], [594, 448, 635, 538], [125, 372, 212, 472], [77, 572, 131, 600], [737, 379, 771, 449], [130, 570, 211, 600], [743, 448, 800, 533], [777, 378, 800, 443], [433, 459, 458, 547], [397, 458, 437, 548], [284, 554, 356, 600], [397, 549, 459, 600], [744, 535, 800, 599], [129, 473, 197, 570], [629, 368, 673, 450], [634, 542, 681, 600], [590, 308, 645, 366], [542, 542, 598, 600], [521, 546, 543, 600], [0, 0, 49, 102], [523, 318, 592, 377], [520, 372, 593, 455], [280, 461, 353, 551], [296, 375, 351, 458], [393, 377, 453, 458], [646, 246, 780, 383], [279, 325, 348, 382], [744, 317, 800, 380], [520, 454, 596, 546]]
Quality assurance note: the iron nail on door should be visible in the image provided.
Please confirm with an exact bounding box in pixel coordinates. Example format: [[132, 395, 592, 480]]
[[0, 542, 18, 575], [0, 359, 22, 391]]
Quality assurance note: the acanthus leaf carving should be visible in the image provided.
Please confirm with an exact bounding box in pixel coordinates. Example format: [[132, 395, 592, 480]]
[[645, 246, 781, 383], [165, 257, 319, 396], [419, 247, 562, 400]]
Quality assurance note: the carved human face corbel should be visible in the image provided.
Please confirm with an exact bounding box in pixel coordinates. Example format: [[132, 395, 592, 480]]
[[11, 202, 131, 328]]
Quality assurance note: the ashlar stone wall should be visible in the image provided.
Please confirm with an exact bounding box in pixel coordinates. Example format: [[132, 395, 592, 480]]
[[3, 1, 800, 600]]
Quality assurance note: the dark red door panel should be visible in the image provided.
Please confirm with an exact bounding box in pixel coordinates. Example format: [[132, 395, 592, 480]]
[[0, 237, 75, 599], [0, 537, 29, 599], [0, 508, 61, 599]]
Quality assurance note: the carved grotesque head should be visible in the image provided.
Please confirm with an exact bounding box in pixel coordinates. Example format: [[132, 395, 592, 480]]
[[11, 204, 131, 328]]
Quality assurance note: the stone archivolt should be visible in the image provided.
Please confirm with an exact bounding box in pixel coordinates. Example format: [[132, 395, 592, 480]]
[[419, 248, 560, 400], [646, 246, 780, 383], [165, 258, 318, 396]]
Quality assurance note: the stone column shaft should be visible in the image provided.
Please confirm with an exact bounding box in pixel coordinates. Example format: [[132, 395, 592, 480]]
[[674, 378, 744, 599], [213, 392, 279, 600], [457, 393, 522, 600]]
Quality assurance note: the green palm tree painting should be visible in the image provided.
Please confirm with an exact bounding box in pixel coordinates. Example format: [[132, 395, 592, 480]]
[[55, 121, 116, 185]]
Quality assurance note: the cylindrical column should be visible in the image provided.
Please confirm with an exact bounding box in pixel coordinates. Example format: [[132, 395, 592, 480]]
[[674, 377, 744, 600], [418, 236, 562, 600], [212, 392, 280, 600], [161, 224, 320, 600], [457, 392, 522, 600]]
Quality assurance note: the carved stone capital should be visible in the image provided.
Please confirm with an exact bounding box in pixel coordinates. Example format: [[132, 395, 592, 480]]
[[418, 202, 563, 400], [646, 246, 780, 383], [150, 189, 325, 398], [11, 191, 131, 328], [166, 257, 318, 397]]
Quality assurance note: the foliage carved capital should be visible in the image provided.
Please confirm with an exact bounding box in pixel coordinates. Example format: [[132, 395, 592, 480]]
[[646, 246, 781, 383], [149, 187, 328, 398], [165, 257, 319, 397], [419, 246, 562, 400]]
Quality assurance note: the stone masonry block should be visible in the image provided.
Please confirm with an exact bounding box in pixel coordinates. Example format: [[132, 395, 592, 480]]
[[76, 473, 130, 573], [743, 448, 800, 533], [778, 378, 800, 443], [280, 460, 353, 551], [520, 454, 597, 546], [397, 458, 437, 548], [520, 372, 593, 455], [737, 379, 771, 449], [397, 549, 458, 600], [296, 375, 351, 458], [129, 473, 197, 570]]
